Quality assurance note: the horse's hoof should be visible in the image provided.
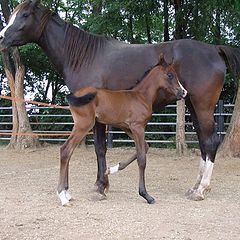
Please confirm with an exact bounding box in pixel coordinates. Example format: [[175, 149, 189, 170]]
[[95, 178, 110, 195], [186, 189, 204, 201]]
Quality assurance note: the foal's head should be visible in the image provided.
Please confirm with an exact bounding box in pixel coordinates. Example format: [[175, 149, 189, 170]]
[[145, 55, 187, 100], [0, 0, 47, 50]]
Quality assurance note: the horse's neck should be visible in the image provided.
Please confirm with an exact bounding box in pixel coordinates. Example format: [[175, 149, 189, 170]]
[[134, 79, 159, 105], [37, 16, 67, 76]]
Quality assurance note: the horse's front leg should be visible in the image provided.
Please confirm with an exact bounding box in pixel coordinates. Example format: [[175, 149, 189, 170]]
[[94, 122, 109, 195]]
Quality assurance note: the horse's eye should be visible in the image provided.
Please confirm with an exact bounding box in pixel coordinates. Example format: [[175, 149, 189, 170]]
[[22, 13, 29, 18], [167, 73, 174, 80]]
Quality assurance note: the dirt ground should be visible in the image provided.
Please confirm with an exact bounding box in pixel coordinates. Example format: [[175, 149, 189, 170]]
[[0, 145, 240, 240]]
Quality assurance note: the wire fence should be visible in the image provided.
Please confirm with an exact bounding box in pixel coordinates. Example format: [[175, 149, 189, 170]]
[[0, 100, 234, 148]]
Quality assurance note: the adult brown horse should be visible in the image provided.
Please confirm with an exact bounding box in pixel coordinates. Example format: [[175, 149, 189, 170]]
[[0, 0, 240, 201], [58, 56, 187, 205]]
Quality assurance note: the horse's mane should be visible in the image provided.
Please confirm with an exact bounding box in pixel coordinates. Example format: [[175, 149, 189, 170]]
[[62, 23, 110, 69]]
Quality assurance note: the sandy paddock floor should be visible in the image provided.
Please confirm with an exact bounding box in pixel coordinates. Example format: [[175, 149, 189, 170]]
[[0, 145, 240, 240]]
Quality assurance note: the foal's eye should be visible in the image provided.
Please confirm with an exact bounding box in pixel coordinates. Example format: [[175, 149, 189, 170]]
[[167, 73, 174, 80]]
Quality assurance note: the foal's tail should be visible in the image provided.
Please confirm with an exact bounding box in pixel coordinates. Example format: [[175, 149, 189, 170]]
[[217, 45, 240, 82], [66, 92, 97, 106]]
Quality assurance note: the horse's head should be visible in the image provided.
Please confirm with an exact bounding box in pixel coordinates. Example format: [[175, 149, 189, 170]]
[[0, 0, 44, 51], [151, 54, 187, 100]]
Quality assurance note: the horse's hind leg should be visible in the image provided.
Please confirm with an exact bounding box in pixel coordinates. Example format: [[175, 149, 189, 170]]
[[94, 122, 109, 195], [185, 98, 220, 201]]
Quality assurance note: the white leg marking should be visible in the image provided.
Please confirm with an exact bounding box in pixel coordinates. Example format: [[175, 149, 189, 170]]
[[0, 11, 18, 37], [109, 163, 120, 174], [195, 158, 205, 188], [57, 190, 69, 206], [65, 190, 72, 201], [198, 156, 214, 194]]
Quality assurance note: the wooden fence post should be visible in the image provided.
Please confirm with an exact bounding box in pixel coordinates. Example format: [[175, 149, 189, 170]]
[[176, 99, 187, 155]]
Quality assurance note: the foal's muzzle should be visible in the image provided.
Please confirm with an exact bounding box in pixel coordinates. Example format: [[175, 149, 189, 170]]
[[177, 88, 188, 100]]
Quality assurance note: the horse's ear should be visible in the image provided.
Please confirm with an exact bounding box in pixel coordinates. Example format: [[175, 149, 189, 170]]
[[159, 53, 168, 67], [30, 0, 41, 9]]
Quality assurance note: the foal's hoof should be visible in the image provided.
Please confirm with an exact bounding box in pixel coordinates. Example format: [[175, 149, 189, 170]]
[[185, 188, 195, 197], [147, 197, 156, 204], [57, 190, 73, 206], [63, 201, 72, 207], [185, 188, 204, 201]]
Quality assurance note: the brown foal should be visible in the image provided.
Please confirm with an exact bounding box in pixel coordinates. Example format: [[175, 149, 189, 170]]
[[57, 55, 187, 206]]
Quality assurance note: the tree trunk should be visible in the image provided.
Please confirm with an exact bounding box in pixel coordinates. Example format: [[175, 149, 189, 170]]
[[128, 14, 134, 43], [176, 99, 187, 155], [214, 8, 221, 44], [173, 0, 186, 39], [219, 85, 240, 157], [145, 15, 152, 44], [163, 0, 170, 41]]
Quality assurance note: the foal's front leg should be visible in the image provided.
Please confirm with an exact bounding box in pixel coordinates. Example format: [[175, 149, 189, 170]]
[[57, 127, 89, 206], [131, 125, 155, 204]]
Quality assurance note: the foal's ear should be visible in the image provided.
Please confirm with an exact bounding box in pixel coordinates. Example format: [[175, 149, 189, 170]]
[[158, 54, 168, 68]]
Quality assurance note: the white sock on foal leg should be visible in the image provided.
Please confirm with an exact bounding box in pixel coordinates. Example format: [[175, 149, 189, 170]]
[[57, 190, 70, 206], [109, 163, 120, 174], [65, 190, 72, 201]]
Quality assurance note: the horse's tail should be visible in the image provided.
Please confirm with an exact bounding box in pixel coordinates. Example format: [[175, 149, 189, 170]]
[[66, 92, 97, 106], [217, 45, 240, 83]]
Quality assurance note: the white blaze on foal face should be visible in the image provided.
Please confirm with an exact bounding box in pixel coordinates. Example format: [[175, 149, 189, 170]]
[[178, 80, 187, 98], [0, 11, 18, 38]]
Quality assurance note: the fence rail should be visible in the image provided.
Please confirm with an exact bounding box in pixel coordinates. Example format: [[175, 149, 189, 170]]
[[0, 101, 234, 148]]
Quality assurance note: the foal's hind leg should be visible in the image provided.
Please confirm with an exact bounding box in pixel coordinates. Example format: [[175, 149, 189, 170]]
[[106, 136, 149, 175]]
